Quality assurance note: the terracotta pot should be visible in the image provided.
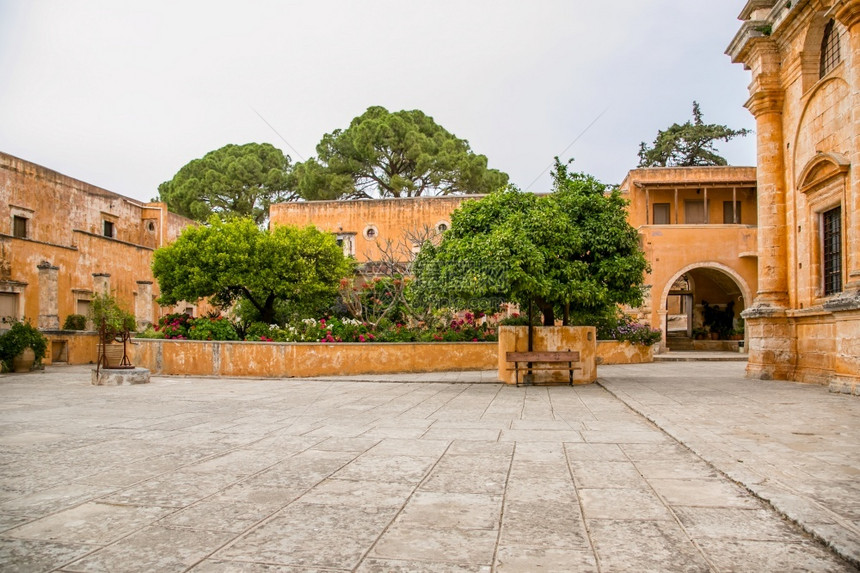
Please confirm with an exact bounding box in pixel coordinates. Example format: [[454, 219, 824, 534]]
[[709, 333, 720, 340], [102, 343, 126, 368], [12, 347, 35, 373]]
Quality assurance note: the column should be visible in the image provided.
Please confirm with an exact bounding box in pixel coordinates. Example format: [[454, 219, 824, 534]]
[[746, 88, 789, 308], [37, 261, 59, 330], [135, 281, 154, 328], [836, 0, 860, 291], [92, 273, 111, 295]]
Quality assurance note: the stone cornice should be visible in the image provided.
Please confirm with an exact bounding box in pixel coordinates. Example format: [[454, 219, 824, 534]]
[[740, 0, 778, 21], [727, 20, 772, 64], [745, 89, 786, 117], [835, 0, 860, 29]]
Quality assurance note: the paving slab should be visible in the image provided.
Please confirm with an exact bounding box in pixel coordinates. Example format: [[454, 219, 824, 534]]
[[599, 361, 860, 567], [0, 364, 856, 572]]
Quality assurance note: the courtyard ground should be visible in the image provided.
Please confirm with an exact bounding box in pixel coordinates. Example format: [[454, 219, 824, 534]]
[[0, 362, 857, 572]]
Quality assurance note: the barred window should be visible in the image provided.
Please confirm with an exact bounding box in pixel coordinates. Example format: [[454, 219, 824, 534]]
[[822, 206, 842, 295], [820, 19, 841, 78]]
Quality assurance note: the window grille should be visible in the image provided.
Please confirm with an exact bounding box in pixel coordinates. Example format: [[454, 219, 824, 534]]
[[820, 20, 841, 78], [822, 206, 842, 295]]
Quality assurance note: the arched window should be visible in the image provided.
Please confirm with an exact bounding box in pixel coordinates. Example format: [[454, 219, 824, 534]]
[[820, 19, 841, 78]]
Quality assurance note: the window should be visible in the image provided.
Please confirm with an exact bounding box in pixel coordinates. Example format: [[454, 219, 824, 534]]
[[12, 215, 28, 238], [820, 19, 841, 78], [0, 293, 18, 324], [103, 220, 115, 238], [652, 203, 670, 225], [363, 225, 378, 241], [822, 206, 842, 295], [684, 200, 705, 224], [723, 201, 742, 224], [335, 233, 356, 257]]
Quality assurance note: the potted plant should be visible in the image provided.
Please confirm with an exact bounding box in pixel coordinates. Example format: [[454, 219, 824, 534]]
[[0, 319, 48, 373], [692, 327, 708, 340], [88, 292, 136, 367]]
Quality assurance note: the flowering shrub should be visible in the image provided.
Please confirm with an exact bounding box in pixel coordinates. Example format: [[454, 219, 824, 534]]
[[236, 313, 496, 344], [598, 317, 661, 346], [156, 313, 194, 339], [187, 316, 239, 341]]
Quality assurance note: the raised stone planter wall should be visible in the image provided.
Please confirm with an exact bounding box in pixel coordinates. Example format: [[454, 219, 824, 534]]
[[497, 326, 597, 385], [596, 341, 656, 365], [131, 339, 498, 378]]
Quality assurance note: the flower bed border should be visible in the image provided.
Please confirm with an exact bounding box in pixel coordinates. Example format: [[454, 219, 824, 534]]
[[131, 339, 499, 378]]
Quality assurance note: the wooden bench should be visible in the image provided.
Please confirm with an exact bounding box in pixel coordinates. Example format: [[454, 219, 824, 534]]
[[506, 351, 581, 386]]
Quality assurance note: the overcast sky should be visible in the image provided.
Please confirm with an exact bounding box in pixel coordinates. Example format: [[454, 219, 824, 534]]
[[0, 1, 755, 203]]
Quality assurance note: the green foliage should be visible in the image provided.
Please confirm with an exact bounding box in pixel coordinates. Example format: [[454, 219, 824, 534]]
[[89, 292, 136, 343], [413, 160, 648, 325], [135, 327, 165, 339], [339, 276, 408, 326], [152, 218, 353, 325], [62, 314, 87, 330], [637, 102, 750, 167], [0, 319, 48, 370], [187, 316, 239, 341], [291, 106, 509, 199], [157, 143, 294, 225]]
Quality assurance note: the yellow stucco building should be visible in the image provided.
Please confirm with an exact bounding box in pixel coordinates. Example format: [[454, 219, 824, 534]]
[[729, 0, 860, 389], [270, 195, 481, 268], [0, 152, 199, 335], [620, 166, 759, 349]]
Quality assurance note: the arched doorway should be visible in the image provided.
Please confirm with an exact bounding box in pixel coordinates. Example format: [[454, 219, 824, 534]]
[[660, 263, 751, 350]]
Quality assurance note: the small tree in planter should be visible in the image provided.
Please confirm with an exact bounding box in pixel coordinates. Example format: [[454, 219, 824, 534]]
[[89, 292, 136, 369], [0, 319, 48, 373], [413, 159, 648, 350]]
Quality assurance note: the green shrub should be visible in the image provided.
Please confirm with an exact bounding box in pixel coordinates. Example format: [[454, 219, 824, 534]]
[[0, 319, 48, 370], [62, 314, 87, 330], [187, 316, 239, 341], [135, 327, 164, 339]]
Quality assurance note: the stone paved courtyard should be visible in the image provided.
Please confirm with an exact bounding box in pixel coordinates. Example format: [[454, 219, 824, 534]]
[[0, 363, 857, 572]]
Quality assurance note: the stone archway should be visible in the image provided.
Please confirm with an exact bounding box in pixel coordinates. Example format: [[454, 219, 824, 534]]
[[660, 263, 752, 350]]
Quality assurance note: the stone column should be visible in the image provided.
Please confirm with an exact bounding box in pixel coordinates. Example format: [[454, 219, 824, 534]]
[[747, 94, 789, 306], [740, 39, 795, 380], [135, 281, 154, 328], [92, 273, 111, 295], [37, 261, 59, 330], [837, 0, 860, 291]]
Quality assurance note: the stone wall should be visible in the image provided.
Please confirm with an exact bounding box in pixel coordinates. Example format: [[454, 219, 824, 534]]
[[0, 152, 202, 329], [131, 339, 499, 378], [729, 0, 860, 389]]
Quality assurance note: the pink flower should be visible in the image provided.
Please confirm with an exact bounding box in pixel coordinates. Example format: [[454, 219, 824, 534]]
[[358, 335, 366, 342]]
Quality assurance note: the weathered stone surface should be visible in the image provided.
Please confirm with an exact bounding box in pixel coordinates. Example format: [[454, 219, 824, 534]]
[[91, 367, 150, 386], [0, 363, 855, 571]]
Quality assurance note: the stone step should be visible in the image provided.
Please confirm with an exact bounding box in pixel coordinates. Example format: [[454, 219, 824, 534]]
[[654, 351, 748, 362]]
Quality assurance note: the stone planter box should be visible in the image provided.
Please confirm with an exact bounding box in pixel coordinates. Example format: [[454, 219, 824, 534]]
[[497, 326, 597, 385], [131, 339, 498, 378], [596, 340, 655, 365]]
